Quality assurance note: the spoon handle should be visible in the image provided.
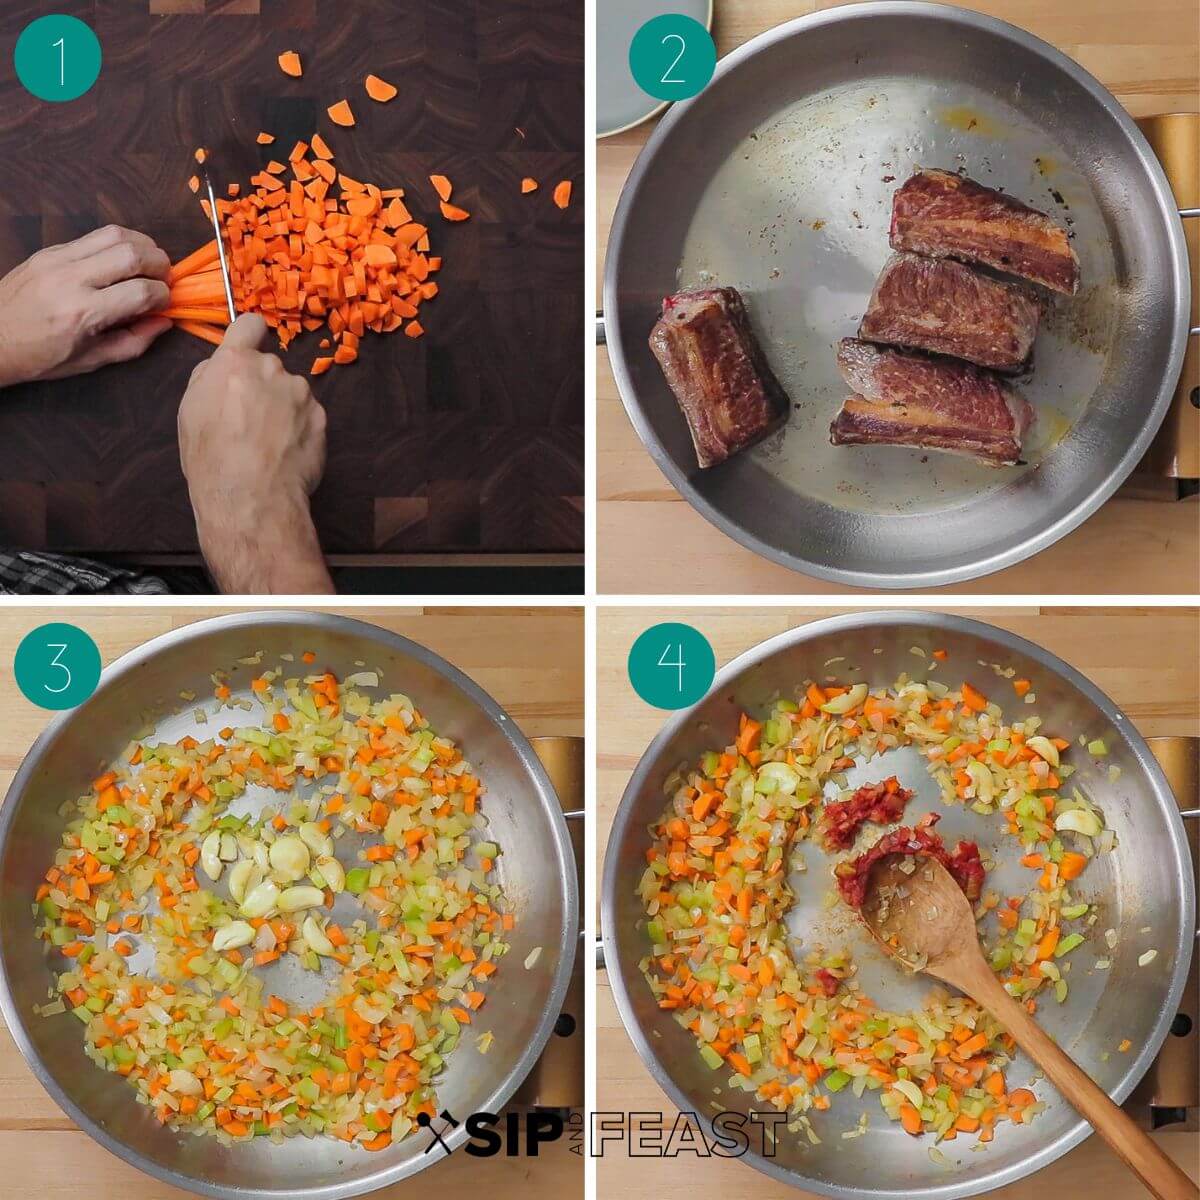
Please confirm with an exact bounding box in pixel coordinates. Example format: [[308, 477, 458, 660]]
[[968, 966, 1197, 1200]]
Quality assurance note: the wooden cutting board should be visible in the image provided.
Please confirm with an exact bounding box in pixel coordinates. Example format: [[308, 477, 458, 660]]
[[0, 0, 583, 559], [597, 605, 1200, 1200], [597, 0, 1200, 595], [0, 603, 583, 1197]]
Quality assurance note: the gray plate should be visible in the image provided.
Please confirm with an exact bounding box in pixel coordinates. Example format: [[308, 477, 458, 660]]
[[601, 611, 1195, 1198], [597, 0, 713, 138], [603, 4, 1191, 587], [0, 612, 578, 1200]]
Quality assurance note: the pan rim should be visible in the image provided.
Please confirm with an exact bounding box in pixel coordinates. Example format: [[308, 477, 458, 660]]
[[600, 608, 1195, 1198], [0, 609, 579, 1200], [602, 1, 1192, 589]]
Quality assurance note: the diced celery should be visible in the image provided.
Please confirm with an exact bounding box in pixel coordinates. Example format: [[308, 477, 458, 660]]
[[1061, 903, 1089, 920], [345, 868, 370, 894], [825, 1070, 851, 1092], [1054, 933, 1085, 958], [699, 1044, 723, 1070], [1087, 739, 1108, 757], [744, 1033, 762, 1064]]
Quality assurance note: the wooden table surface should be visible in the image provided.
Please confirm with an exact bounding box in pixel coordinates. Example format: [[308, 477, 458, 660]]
[[597, 604, 1200, 1199], [0, 604, 583, 1198], [597, 0, 1200, 595], [0, 0, 583, 560]]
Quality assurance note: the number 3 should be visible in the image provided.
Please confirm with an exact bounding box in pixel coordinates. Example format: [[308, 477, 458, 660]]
[[660, 33, 686, 84], [44, 642, 71, 694]]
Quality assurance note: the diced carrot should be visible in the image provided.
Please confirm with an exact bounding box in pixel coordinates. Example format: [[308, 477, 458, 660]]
[[256, 132, 275, 144], [430, 174, 453, 202], [327, 100, 356, 127], [520, 177, 539, 193], [365, 75, 398, 103], [187, 175, 200, 194], [278, 51, 302, 78], [439, 201, 470, 222], [552, 180, 572, 209], [1059, 852, 1088, 880]]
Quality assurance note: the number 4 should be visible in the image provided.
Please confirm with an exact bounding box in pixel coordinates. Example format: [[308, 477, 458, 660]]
[[658, 642, 686, 691]]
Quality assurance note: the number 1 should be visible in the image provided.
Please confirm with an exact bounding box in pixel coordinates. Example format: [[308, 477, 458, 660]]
[[660, 33, 686, 84], [658, 643, 686, 691], [52, 36, 64, 86]]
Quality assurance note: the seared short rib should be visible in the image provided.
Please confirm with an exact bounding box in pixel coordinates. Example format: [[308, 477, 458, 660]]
[[830, 338, 1033, 466], [648, 287, 790, 468], [860, 252, 1040, 372], [890, 169, 1079, 296]]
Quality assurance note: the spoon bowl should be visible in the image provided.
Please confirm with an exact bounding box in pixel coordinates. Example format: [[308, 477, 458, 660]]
[[861, 852, 988, 990]]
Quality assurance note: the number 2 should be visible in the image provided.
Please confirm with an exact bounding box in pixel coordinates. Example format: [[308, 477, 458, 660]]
[[44, 642, 71, 694], [52, 36, 64, 86], [660, 33, 686, 84], [658, 643, 686, 691]]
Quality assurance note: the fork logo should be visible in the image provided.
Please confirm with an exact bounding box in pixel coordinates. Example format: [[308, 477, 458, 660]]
[[419, 1109, 459, 1156]]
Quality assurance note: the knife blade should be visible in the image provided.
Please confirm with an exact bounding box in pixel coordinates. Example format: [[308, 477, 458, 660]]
[[200, 164, 237, 323]]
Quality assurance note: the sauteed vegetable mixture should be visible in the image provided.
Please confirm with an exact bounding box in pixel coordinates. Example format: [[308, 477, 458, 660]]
[[638, 665, 1112, 1145], [33, 656, 511, 1148]]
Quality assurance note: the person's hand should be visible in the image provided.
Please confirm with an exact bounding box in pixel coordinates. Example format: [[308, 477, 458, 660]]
[[0, 225, 172, 387], [178, 313, 333, 594]]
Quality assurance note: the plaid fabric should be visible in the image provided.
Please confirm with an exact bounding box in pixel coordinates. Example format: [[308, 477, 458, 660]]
[[0, 549, 169, 595]]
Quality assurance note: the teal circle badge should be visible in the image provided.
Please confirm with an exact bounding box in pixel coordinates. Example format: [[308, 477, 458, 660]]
[[628, 622, 716, 710], [14, 15, 102, 103], [629, 14, 716, 103], [15, 623, 102, 710]]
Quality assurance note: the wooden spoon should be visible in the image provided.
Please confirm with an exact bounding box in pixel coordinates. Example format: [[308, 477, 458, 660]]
[[860, 852, 1198, 1200]]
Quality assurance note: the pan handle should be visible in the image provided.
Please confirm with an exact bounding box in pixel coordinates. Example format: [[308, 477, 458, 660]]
[[1184, 809, 1200, 938], [1182, 210, 1200, 336]]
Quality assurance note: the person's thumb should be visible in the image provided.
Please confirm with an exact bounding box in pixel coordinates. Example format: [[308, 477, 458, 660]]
[[218, 312, 268, 352]]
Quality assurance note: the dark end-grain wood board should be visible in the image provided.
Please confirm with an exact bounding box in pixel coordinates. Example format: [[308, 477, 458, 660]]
[[0, 0, 584, 557]]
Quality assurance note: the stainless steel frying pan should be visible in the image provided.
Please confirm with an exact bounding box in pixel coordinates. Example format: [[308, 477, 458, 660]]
[[603, 4, 1193, 588], [601, 611, 1195, 1198], [0, 612, 578, 1200]]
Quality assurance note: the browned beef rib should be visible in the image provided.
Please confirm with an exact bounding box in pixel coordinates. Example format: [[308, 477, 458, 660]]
[[648, 287, 790, 468], [890, 169, 1079, 296], [830, 338, 1033, 466], [859, 253, 1040, 372]]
